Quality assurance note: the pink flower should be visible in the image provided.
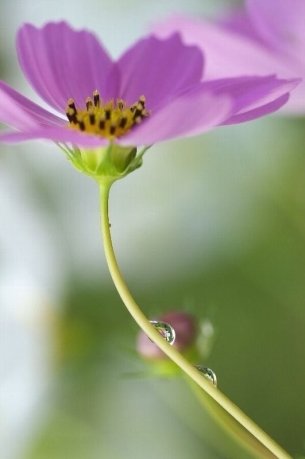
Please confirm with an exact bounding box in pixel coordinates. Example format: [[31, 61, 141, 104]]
[[0, 22, 300, 150], [154, 0, 305, 115]]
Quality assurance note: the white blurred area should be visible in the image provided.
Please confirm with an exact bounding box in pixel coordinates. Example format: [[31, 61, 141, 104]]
[[0, 157, 65, 459], [0, 0, 299, 458]]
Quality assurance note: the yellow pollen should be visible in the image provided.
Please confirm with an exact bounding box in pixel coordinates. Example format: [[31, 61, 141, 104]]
[[65, 91, 150, 139]]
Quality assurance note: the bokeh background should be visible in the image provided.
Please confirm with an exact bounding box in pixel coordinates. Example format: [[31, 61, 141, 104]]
[[1, 1, 305, 458]]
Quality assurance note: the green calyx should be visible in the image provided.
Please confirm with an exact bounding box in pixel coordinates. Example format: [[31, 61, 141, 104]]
[[58, 142, 149, 186]]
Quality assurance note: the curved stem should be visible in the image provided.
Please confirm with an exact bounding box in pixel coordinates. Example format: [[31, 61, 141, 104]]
[[185, 377, 275, 459], [99, 182, 291, 459]]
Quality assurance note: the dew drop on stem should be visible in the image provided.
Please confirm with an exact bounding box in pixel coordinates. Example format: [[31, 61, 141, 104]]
[[149, 320, 176, 345], [195, 365, 217, 387]]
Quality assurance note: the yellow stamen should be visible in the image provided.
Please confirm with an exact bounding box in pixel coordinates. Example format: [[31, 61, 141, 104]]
[[65, 91, 150, 139]]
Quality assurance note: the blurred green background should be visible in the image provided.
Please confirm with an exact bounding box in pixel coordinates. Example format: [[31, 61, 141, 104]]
[[1, 1, 305, 458]]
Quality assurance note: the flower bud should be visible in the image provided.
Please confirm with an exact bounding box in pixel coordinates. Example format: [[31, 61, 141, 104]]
[[137, 310, 197, 360]]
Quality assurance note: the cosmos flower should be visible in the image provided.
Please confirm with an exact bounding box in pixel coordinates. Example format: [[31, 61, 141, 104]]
[[154, 0, 305, 114], [0, 21, 300, 154]]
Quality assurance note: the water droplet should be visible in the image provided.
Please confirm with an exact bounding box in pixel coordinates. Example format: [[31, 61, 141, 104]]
[[195, 365, 217, 387], [150, 320, 176, 345]]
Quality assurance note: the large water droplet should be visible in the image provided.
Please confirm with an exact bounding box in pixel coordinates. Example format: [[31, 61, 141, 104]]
[[150, 320, 176, 345], [195, 365, 217, 387]]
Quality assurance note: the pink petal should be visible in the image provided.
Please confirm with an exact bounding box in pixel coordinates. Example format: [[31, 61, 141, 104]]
[[117, 33, 204, 109], [0, 92, 36, 131], [223, 93, 289, 124], [0, 81, 65, 129], [0, 125, 108, 147], [202, 75, 301, 119], [153, 15, 282, 81], [154, 14, 305, 115], [119, 86, 232, 145], [218, 7, 264, 45], [246, 0, 305, 57], [17, 22, 117, 113], [122, 75, 299, 144]]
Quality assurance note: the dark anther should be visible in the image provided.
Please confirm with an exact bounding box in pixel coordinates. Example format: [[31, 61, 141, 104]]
[[105, 109, 111, 120], [110, 124, 116, 136], [68, 98, 76, 112], [133, 106, 143, 119], [99, 119, 105, 130], [78, 120, 85, 131], [139, 96, 146, 108], [89, 112, 95, 125], [120, 117, 127, 128], [86, 98, 93, 110], [93, 90, 100, 107], [66, 108, 77, 124], [117, 100, 124, 111]]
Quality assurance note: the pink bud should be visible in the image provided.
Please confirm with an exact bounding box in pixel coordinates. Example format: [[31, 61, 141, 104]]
[[137, 311, 197, 360]]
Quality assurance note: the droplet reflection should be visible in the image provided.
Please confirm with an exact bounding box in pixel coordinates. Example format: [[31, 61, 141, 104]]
[[195, 365, 217, 387], [150, 320, 176, 345]]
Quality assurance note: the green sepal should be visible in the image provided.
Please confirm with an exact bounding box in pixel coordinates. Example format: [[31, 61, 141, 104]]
[[63, 142, 145, 186], [109, 144, 137, 173]]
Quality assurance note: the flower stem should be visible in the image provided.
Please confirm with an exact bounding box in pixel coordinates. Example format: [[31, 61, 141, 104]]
[[185, 377, 275, 459], [99, 182, 291, 459]]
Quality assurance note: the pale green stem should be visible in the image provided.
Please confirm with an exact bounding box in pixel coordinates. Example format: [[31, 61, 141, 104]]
[[186, 377, 275, 459], [99, 182, 291, 459]]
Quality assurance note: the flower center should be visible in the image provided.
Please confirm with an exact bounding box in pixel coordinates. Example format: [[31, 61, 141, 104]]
[[65, 91, 150, 139]]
